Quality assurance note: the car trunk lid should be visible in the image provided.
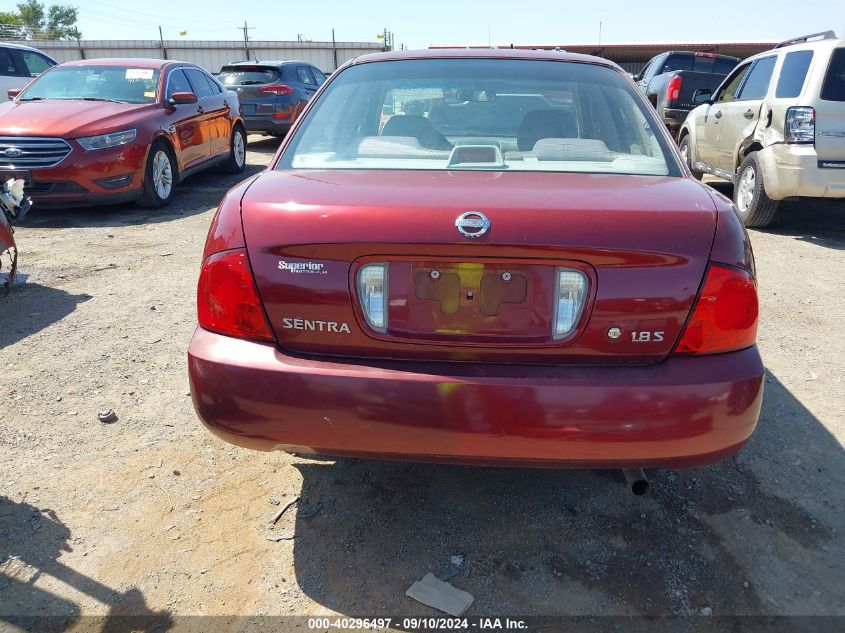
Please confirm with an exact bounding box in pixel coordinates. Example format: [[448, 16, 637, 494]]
[[241, 170, 718, 364]]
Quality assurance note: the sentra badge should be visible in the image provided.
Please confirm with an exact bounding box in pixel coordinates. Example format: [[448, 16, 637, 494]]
[[282, 318, 351, 334], [278, 260, 327, 274]]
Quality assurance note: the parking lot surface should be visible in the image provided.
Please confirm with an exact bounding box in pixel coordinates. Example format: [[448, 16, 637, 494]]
[[1, 138, 843, 626]]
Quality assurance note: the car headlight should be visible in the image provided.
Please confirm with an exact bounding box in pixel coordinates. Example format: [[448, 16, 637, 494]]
[[76, 129, 137, 151]]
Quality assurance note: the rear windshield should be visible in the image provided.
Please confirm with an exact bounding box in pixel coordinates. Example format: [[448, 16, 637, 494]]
[[821, 48, 845, 101], [18, 65, 160, 104], [279, 58, 675, 176], [664, 53, 738, 74], [218, 66, 280, 86]]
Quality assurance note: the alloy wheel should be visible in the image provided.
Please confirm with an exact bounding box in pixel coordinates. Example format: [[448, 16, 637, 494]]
[[736, 165, 755, 213], [152, 150, 173, 200], [233, 131, 246, 167]]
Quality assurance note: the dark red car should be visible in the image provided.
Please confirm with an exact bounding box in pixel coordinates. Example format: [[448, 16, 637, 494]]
[[1, 58, 246, 207], [189, 49, 763, 474]]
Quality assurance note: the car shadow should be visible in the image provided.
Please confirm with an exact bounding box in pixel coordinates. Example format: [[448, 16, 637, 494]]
[[0, 282, 91, 348], [246, 135, 283, 157], [17, 167, 262, 230], [0, 496, 172, 632], [289, 369, 844, 617], [706, 181, 845, 251]]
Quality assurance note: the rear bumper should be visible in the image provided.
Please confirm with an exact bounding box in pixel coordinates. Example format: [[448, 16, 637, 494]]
[[663, 108, 690, 128], [188, 327, 765, 468], [759, 143, 845, 200], [242, 116, 291, 135]]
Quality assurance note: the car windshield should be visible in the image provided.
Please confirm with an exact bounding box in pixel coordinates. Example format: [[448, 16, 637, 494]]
[[18, 65, 161, 104], [279, 58, 674, 176]]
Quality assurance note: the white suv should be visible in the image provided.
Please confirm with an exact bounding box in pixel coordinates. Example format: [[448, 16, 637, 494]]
[[0, 42, 56, 97], [679, 31, 845, 227]]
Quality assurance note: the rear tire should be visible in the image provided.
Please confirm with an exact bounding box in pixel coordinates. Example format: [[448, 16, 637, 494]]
[[220, 125, 246, 174], [679, 135, 703, 180], [138, 141, 176, 208], [734, 152, 779, 228]]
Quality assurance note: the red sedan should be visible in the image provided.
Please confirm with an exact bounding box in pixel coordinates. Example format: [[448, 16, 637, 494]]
[[189, 49, 763, 479], [0, 58, 246, 207]]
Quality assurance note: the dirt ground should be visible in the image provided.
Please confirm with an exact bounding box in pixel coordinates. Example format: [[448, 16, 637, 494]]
[[1, 137, 843, 630]]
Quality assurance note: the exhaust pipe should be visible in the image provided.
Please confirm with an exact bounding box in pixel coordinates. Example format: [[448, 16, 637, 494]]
[[622, 469, 650, 496]]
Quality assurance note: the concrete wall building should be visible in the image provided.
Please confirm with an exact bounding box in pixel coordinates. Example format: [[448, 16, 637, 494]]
[[10, 39, 384, 73]]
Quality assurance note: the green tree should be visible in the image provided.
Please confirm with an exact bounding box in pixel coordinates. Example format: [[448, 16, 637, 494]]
[[9, 1, 81, 40], [16, 0, 45, 32], [46, 4, 80, 39]]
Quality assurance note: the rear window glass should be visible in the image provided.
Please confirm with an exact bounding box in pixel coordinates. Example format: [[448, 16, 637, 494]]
[[776, 50, 814, 98], [821, 48, 845, 101], [218, 66, 280, 86], [737, 56, 776, 100], [662, 54, 737, 74], [279, 58, 675, 176], [663, 54, 694, 72]]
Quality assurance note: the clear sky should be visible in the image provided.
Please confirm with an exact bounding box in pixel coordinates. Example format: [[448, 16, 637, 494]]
[[65, 0, 843, 47]]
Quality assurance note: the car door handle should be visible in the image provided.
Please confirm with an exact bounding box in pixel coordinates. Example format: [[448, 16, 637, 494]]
[[714, 110, 722, 119], [197, 106, 205, 114], [744, 109, 755, 119]]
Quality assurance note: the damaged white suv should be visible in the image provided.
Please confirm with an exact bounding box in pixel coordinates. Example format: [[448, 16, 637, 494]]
[[679, 31, 845, 227]]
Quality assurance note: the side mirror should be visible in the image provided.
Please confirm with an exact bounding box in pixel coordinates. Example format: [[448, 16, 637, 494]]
[[8, 88, 21, 100], [692, 88, 713, 104], [168, 91, 198, 106]]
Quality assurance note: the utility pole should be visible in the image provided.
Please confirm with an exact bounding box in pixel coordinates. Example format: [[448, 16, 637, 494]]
[[598, 21, 602, 47], [158, 25, 167, 60], [331, 28, 338, 71], [240, 21, 254, 61]]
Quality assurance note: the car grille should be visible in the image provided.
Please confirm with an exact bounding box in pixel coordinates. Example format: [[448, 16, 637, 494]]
[[0, 136, 73, 168]]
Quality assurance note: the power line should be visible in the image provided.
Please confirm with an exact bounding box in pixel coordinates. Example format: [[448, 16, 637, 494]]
[[80, 0, 223, 25]]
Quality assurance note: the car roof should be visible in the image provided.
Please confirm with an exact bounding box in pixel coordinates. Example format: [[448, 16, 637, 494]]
[[58, 58, 174, 69], [351, 48, 622, 70], [748, 36, 845, 60], [0, 42, 50, 53]]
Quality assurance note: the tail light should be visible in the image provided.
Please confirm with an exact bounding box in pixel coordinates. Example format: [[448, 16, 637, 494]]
[[674, 264, 758, 355], [666, 75, 683, 101], [357, 263, 388, 332], [259, 84, 294, 95], [197, 248, 274, 341], [553, 268, 588, 339], [785, 106, 815, 144]]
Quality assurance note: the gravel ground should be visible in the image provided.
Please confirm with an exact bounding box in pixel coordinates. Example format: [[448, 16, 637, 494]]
[[1, 139, 843, 630]]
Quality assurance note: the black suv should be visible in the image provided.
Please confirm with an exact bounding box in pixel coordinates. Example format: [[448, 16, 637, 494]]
[[217, 60, 327, 137]]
